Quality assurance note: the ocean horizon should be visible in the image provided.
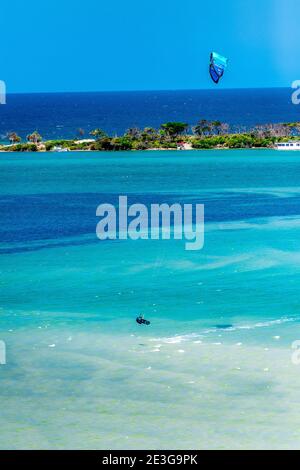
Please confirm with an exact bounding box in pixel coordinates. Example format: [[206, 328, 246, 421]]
[[0, 87, 299, 142]]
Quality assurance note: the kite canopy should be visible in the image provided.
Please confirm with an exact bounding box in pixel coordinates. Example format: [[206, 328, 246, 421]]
[[209, 52, 228, 84]]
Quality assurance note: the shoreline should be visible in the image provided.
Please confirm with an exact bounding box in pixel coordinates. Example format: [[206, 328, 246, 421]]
[[2, 120, 300, 153], [0, 144, 280, 153], [0, 147, 274, 153]]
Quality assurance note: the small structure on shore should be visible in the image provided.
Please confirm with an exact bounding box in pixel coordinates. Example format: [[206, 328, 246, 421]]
[[276, 141, 300, 150], [51, 146, 69, 152], [177, 141, 193, 150]]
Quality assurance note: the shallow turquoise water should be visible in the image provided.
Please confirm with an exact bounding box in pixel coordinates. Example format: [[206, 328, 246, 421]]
[[1, 150, 300, 449]]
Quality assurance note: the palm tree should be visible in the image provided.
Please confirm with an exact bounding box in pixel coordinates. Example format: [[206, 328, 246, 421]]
[[193, 120, 212, 137], [210, 121, 222, 135], [27, 131, 42, 143], [125, 128, 141, 139], [161, 122, 188, 138], [142, 127, 156, 136], [89, 128, 107, 140], [7, 132, 21, 144], [141, 127, 157, 142]]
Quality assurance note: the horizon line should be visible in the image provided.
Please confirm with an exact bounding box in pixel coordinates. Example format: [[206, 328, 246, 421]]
[[4, 86, 291, 96]]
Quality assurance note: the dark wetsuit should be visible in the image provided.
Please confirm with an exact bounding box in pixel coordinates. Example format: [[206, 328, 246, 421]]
[[136, 315, 150, 325]]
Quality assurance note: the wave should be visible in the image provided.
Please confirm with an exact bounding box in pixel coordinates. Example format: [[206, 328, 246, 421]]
[[149, 316, 297, 344]]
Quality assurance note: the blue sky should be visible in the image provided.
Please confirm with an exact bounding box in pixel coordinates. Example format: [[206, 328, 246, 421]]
[[1, 0, 299, 92]]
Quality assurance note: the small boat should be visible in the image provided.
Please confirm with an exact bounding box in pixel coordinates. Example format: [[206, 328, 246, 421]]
[[275, 141, 300, 150], [51, 146, 69, 152]]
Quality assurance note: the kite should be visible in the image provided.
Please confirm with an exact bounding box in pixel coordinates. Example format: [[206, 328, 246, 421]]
[[209, 52, 228, 84]]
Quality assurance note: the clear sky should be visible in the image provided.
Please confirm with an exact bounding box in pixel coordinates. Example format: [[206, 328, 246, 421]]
[[1, 0, 299, 93]]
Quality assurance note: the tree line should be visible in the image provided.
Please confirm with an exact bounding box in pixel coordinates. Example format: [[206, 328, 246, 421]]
[[3, 120, 300, 151]]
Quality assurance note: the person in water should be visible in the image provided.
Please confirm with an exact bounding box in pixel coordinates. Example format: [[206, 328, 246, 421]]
[[136, 314, 150, 325]]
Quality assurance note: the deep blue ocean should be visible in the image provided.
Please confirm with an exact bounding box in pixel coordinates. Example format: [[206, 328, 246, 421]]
[[0, 88, 299, 141]]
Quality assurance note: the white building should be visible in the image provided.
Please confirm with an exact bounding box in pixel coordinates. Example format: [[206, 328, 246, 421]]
[[276, 142, 300, 150]]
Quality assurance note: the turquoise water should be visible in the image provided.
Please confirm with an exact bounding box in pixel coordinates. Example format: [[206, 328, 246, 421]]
[[1, 150, 300, 449]]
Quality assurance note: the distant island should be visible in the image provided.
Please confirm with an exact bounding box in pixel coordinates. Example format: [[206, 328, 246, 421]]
[[1, 120, 300, 152]]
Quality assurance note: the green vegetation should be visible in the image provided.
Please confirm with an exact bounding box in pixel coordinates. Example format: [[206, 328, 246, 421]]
[[44, 140, 76, 151], [89, 128, 107, 140], [27, 131, 42, 143], [2, 143, 38, 152], [191, 134, 277, 149], [1, 120, 300, 153], [7, 132, 21, 144], [160, 122, 188, 137]]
